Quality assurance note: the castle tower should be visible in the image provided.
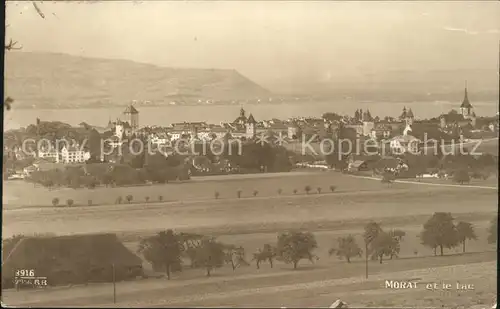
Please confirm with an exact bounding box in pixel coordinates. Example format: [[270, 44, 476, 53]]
[[399, 107, 407, 121], [123, 104, 139, 131], [460, 81, 473, 119], [406, 108, 414, 126], [245, 114, 257, 138]]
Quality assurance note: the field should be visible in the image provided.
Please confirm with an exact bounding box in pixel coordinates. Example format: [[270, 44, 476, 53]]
[[4, 170, 376, 209], [2, 252, 496, 307], [3, 168, 497, 210], [2, 171, 498, 307]]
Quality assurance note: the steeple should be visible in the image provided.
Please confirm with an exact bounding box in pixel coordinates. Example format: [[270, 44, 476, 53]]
[[247, 113, 256, 124], [399, 106, 408, 120], [245, 113, 257, 138], [460, 80, 472, 109]]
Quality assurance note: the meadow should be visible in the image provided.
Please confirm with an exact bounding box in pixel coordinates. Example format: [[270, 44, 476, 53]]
[[3, 179, 497, 238], [2, 171, 497, 307], [3, 170, 415, 209], [4, 168, 497, 210], [3, 251, 496, 307]]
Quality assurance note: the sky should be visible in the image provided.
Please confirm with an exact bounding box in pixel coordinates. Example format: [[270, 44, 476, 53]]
[[5, 1, 500, 86]]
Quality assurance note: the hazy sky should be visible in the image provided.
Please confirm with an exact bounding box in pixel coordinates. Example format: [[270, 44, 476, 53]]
[[5, 1, 500, 85]]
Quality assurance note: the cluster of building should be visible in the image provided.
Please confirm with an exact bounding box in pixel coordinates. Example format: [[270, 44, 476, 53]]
[[6, 142, 92, 178], [55, 84, 500, 161], [5, 83, 499, 180], [9, 143, 91, 165]]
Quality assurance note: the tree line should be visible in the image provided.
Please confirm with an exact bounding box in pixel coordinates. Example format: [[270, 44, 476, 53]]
[[26, 154, 190, 189], [137, 230, 321, 279], [2, 214, 495, 286], [136, 214, 497, 280]]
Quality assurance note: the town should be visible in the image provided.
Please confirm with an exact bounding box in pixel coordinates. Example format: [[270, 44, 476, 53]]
[[3, 83, 499, 188], [2, 1, 498, 307]]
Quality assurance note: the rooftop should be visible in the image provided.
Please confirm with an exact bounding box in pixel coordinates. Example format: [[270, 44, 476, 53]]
[[123, 104, 139, 114]]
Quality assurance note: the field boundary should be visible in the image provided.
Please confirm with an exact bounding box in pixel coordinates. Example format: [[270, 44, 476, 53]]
[[115, 211, 496, 242], [348, 174, 497, 190], [2, 185, 421, 213]]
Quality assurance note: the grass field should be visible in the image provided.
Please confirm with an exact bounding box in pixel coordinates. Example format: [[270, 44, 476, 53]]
[[2, 171, 497, 307], [4, 170, 388, 208], [4, 168, 496, 209], [3, 181, 497, 238], [2, 252, 496, 307]]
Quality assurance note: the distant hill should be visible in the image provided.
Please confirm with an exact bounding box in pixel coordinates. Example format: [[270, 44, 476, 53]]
[[4, 52, 272, 109]]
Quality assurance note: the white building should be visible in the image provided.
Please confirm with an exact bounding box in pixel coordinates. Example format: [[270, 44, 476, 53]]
[[60, 146, 90, 164], [169, 130, 190, 141], [149, 135, 170, 146], [38, 150, 59, 162], [389, 135, 421, 155]]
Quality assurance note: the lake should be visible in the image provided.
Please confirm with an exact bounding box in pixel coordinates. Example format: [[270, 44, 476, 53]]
[[3, 100, 498, 130]]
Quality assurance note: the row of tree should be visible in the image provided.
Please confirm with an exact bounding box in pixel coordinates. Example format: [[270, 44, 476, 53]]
[[214, 185, 337, 199], [137, 214, 497, 280], [51, 194, 166, 207], [137, 230, 321, 279], [48, 183, 339, 208]]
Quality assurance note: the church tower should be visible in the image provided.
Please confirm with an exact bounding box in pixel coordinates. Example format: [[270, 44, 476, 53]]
[[399, 106, 414, 126], [460, 81, 473, 119], [245, 114, 257, 138], [406, 108, 414, 126], [123, 104, 139, 131]]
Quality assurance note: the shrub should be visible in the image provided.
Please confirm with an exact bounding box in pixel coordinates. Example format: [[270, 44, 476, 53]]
[[66, 199, 74, 207], [304, 185, 311, 194], [52, 198, 60, 207]]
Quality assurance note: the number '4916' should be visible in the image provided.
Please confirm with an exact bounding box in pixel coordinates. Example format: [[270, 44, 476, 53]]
[[15, 269, 35, 277]]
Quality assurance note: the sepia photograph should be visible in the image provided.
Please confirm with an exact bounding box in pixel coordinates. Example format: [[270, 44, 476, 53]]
[[2, 1, 499, 307]]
